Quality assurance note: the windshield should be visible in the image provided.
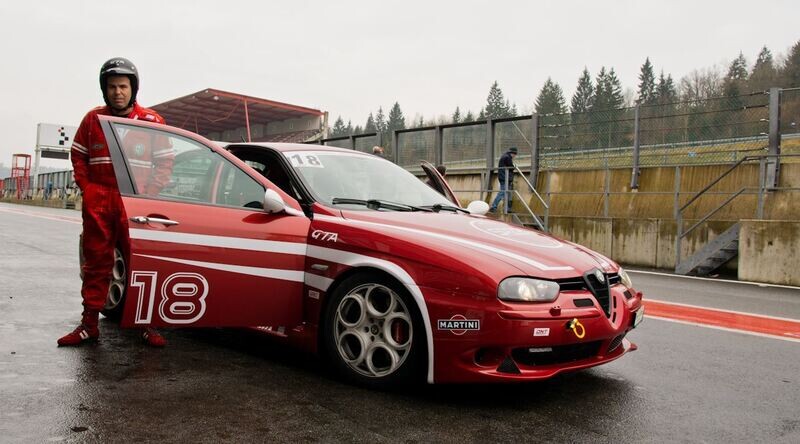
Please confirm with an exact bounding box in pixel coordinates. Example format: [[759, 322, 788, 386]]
[[284, 151, 453, 209]]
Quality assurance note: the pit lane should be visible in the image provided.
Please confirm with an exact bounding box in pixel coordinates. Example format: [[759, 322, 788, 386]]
[[1, 202, 798, 442]]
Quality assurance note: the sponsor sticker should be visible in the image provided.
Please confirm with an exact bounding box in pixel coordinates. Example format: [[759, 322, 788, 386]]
[[533, 327, 550, 337], [308, 290, 320, 300], [437, 315, 480, 335]]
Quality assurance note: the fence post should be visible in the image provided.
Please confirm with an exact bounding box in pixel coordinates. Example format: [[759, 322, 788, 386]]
[[348, 135, 355, 150], [757, 156, 766, 219], [434, 125, 443, 167], [630, 105, 641, 189], [604, 169, 610, 218], [530, 113, 540, 186], [674, 165, 682, 271], [483, 119, 495, 197], [392, 130, 399, 164], [766, 87, 781, 189]]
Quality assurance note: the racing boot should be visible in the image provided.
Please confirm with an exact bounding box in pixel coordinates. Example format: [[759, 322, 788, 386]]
[[142, 328, 167, 347], [57, 311, 99, 346]]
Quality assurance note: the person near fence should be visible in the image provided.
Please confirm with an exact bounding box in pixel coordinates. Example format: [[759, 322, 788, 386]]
[[58, 57, 171, 347], [490, 147, 517, 213], [372, 146, 385, 158]]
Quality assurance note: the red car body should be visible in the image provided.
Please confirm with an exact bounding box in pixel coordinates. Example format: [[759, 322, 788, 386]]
[[99, 115, 644, 384]]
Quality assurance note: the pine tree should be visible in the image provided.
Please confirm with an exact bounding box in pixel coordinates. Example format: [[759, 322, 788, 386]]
[[332, 116, 346, 136], [782, 40, 800, 87], [723, 52, 749, 95], [571, 68, 594, 114], [592, 67, 609, 111], [485, 81, 510, 119], [605, 68, 625, 109], [509, 102, 518, 117], [375, 107, 387, 133], [354, 125, 363, 135], [463, 110, 475, 122], [637, 58, 657, 105], [345, 120, 353, 135], [387, 102, 406, 132], [748, 46, 777, 92], [655, 71, 678, 104], [364, 113, 376, 133], [535, 78, 568, 115], [452, 106, 461, 123]]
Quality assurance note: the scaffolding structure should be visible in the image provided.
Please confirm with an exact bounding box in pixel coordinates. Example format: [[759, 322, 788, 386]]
[[11, 154, 31, 199]]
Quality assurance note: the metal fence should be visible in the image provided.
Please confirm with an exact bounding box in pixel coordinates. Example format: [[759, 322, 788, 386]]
[[313, 87, 799, 188]]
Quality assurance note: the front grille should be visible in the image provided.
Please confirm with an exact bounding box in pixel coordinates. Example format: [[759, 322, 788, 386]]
[[556, 271, 617, 317], [511, 341, 602, 367], [583, 269, 611, 317]]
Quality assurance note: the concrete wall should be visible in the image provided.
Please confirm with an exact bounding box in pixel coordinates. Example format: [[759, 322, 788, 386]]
[[445, 162, 800, 222], [739, 220, 800, 286]]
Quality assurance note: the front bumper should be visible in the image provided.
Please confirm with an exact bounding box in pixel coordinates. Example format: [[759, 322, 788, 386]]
[[427, 285, 643, 383]]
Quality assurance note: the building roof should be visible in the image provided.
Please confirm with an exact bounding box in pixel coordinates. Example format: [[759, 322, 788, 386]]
[[151, 88, 324, 136]]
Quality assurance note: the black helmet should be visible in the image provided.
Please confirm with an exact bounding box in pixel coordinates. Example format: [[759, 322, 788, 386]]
[[99, 57, 139, 109]]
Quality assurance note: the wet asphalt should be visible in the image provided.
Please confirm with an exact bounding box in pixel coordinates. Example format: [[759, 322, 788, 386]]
[[1, 202, 799, 443]]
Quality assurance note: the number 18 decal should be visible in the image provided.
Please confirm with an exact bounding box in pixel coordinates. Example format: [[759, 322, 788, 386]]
[[131, 271, 208, 324]]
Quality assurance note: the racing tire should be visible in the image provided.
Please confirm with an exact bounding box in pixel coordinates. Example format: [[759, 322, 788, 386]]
[[79, 234, 127, 321], [322, 272, 426, 388], [101, 247, 127, 321]]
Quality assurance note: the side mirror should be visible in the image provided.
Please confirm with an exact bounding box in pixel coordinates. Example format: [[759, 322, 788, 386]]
[[263, 188, 286, 214], [466, 200, 489, 215]]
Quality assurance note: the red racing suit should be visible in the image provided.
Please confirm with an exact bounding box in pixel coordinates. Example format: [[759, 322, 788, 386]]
[[70, 103, 173, 312]]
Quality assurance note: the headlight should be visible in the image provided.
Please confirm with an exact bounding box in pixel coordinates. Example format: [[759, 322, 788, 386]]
[[619, 268, 633, 288], [498, 277, 560, 302]]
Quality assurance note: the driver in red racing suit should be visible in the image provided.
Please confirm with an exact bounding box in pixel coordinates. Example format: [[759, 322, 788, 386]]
[[58, 57, 173, 347]]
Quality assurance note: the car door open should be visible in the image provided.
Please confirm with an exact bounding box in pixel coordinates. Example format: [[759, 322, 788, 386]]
[[99, 115, 309, 329]]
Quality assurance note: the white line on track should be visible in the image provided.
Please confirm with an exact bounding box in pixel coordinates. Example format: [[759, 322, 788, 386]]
[[646, 298, 800, 323], [0, 206, 81, 225], [645, 314, 800, 343], [628, 269, 800, 290]]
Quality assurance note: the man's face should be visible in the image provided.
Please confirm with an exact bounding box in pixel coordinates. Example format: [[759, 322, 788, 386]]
[[105, 75, 132, 110]]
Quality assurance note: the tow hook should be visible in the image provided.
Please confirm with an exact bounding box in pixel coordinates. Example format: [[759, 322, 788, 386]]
[[566, 318, 586, 339]]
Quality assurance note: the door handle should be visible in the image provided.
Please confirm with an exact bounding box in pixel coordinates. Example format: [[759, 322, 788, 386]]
[[130, 216, 180, 226]]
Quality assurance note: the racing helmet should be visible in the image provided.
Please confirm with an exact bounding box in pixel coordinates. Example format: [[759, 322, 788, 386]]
[[99, 57, 139, 108]]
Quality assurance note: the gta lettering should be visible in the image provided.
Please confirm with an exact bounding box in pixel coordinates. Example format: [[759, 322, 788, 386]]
[[131, 271, 208, 324], [311, 229, 338, 242]]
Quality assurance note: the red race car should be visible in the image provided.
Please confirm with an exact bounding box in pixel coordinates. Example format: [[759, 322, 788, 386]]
[[97, 115, 644, 386]]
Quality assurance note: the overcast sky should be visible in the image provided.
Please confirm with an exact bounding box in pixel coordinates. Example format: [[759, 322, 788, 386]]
[[0, 0, 797, 168]]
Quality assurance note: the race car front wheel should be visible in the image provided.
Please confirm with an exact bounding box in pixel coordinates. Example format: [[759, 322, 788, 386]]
[[322, 272, 425, 388]]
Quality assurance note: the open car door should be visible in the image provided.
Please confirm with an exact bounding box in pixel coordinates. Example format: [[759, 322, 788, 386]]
[[421, 161, 460, 206], [99, 115, 308, 328]]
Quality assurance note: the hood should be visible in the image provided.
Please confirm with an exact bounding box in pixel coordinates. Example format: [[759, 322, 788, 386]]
[[336, 210, 617, 280]]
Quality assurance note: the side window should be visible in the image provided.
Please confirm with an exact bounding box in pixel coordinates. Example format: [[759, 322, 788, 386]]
[[113, 123, 263, 208], [217, 162, 266, 209]]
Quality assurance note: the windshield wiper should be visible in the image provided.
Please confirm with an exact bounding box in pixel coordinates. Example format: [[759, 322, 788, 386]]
[[421, 204, 470, 214], [331, 198, 434, 212]]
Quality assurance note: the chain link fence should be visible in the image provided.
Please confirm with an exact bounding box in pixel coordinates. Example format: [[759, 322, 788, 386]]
[[314, 88, 797, 174]]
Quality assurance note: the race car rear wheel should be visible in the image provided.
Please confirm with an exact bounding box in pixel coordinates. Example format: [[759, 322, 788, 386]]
[[322, 272, 425, 387], [101, 247, 127, 320]]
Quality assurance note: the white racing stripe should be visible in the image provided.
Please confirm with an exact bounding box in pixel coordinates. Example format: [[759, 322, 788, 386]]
[[134, 254, 305, 282], [129, 228, 307, 255], [315, 214, 573, 272]]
